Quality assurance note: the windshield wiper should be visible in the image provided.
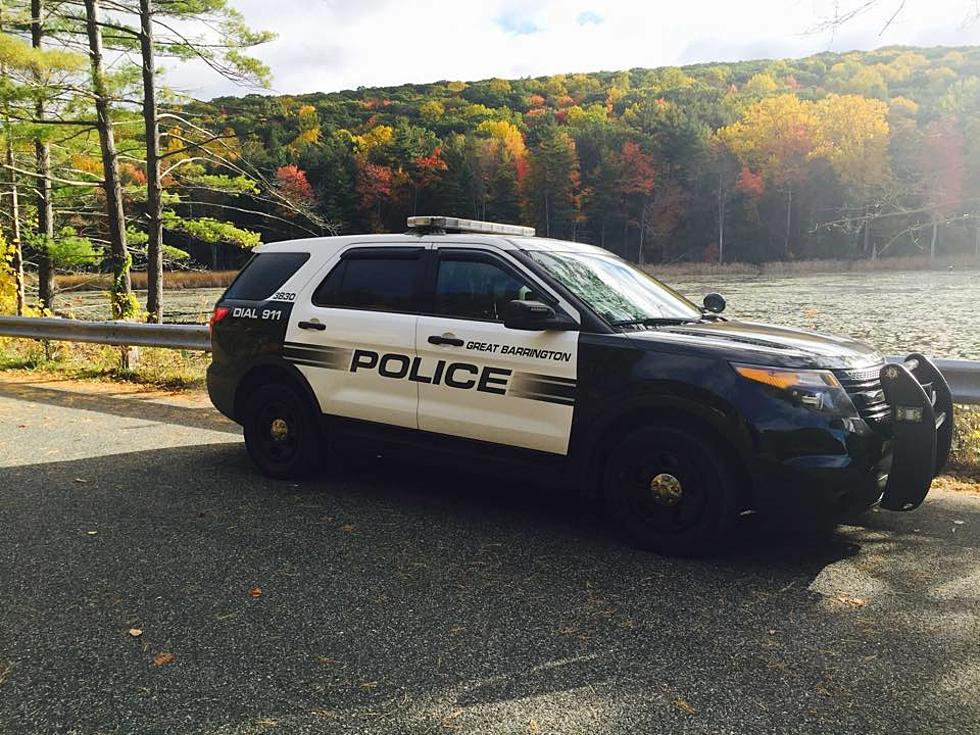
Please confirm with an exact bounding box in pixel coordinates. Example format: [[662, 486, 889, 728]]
[[609, 316, 700, 328]]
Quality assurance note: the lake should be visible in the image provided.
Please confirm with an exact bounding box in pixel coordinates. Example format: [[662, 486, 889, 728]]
[[53, 269, 979, 360]]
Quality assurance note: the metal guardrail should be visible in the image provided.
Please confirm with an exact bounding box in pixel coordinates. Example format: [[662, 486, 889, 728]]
[[889, 357, 980, 405], [0, 316, 977, 403], [0, 316, 210, 352]]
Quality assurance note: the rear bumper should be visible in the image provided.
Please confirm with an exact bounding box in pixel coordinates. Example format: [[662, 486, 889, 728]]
[[206, 361, 238, 422]]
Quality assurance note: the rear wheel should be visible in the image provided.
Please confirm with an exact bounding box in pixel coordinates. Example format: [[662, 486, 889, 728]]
[[603, 424, 737, 555], [242, 382, 323, 479]]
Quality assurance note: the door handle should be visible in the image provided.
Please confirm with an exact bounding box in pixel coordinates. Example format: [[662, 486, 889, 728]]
[[428, 335, 464, 347], [298, 320, 326, 331]]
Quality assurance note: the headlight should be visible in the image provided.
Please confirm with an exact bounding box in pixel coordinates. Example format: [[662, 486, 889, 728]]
[[731, 363, 856, 415]]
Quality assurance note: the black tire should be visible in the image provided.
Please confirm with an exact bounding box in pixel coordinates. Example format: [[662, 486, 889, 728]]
[[242, 381, 323, 479], [603, 424, 738, 555]]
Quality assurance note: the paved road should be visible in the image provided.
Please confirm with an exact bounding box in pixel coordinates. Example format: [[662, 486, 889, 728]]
[[0, 374, 978, 735]]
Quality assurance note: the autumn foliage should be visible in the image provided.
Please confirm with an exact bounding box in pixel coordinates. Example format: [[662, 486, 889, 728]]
[[274, 164, 315, 207], [194, 45, 980, 263]]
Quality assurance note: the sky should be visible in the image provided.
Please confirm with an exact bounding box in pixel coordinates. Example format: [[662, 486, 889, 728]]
[[164, 0, 980, 99]]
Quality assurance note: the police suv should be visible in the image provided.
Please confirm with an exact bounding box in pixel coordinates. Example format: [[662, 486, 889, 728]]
[[207, 216, 953, 554]]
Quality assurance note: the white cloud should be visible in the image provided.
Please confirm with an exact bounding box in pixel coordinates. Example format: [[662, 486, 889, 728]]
[[162, 0, 980, 99]]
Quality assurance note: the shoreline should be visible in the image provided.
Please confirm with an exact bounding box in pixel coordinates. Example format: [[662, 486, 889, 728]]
[[44, 254, 980, 291]]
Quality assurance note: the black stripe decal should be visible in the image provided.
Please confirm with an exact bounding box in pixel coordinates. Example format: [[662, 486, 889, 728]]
[[518, 372, 576, 386], [283, 342, 347, 355], [285, 357, 346, 371], [283, 342, 351, 370], [509, 371, 577, 406], [509, 390, 576, 406]]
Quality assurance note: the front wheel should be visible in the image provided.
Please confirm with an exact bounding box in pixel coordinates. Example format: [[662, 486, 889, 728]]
[[242, 382, 323, 479], [603, 424, 738, 555]]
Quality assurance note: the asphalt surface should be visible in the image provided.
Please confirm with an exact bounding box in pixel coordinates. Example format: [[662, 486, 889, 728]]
[[0, 374, 979, 735]]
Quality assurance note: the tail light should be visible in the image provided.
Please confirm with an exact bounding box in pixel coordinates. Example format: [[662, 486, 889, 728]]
[[208, 306, 231, 336]]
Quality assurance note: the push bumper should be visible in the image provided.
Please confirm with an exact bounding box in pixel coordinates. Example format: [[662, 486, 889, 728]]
[[878, 353, 954, 511]]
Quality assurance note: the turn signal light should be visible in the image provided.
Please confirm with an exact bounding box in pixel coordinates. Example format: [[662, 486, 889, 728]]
[[732, 365, 840, 390]]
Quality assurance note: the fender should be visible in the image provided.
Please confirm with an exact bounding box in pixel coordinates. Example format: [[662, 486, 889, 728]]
[[230, 355, 321, 423], [566, 381, 756, 497]]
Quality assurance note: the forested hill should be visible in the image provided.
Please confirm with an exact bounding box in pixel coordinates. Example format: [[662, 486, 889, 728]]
[[188, 45, 980, 264]]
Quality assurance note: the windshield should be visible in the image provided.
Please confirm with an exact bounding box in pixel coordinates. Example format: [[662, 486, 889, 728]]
[[526, 250, 702, 326]]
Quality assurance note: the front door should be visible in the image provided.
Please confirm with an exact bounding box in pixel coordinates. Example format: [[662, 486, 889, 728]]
[[415, 247, 580, 454], [284, 245, 425, 429]]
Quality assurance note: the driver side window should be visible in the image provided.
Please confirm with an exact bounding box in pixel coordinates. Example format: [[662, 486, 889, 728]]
[[433, 255, 538, 321]]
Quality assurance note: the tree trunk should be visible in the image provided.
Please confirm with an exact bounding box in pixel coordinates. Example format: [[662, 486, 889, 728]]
[[929, 217, 938, 261], [0, 3, 22, 315], [5, 136, 24, 315], [863, 210, 872, 258], [622, 214, 628, 260], [717, 184, 726, 265], [543, 191, 550, 237], [84, 0, 131, 318], [638, 204, 645, 265], [31, 0, 54, 310], [139, 0, 163, 323], [783, 186, 792, 258]]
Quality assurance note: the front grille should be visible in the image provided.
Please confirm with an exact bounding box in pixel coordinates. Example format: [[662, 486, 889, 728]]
[[836, 365, 891, 424]]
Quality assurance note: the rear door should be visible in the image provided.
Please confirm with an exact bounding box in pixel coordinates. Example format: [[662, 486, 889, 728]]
[[415, 246, 580, 454], [284, 246, 425, 429]]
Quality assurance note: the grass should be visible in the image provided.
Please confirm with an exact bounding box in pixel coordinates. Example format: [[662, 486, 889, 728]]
[[646, 254, 980, 278], [949, 406, 980, 482], [0, 337, 208, 390], [55, 270, 238, 292]]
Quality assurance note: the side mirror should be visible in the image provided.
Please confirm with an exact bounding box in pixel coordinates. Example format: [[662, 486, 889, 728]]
[[502, 300, 578, 331], [703, 292, 726, 314]]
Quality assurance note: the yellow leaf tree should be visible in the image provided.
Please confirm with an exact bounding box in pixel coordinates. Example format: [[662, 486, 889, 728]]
[[718, 94, 821, 256], [813, 94, 892, 256]]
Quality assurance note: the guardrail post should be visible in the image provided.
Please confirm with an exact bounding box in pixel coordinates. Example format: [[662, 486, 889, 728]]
[[122, 344, 139, 370]]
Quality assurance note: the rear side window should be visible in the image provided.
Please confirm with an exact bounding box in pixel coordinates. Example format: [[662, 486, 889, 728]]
[[223, 252, 310, 301], [313, 249, 423, 312]]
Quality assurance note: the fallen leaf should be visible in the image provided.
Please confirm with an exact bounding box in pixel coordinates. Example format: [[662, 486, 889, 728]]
[[317, 656, 339, 665], [86, 530, 98, 536], [152, 652, 175, 667], [673, 698, 697, 715], [255, 718, 277, 727], [834, 595, 866, 608], [311, 708, 337, 719], [248, 586, 263, 598], [339, 524, 356, 533], [953, 520, 965, 525], [74, 478, 87, 484], [441, 708, 463, 724], [128, 628, 143, 638], [359, 681, 378, 690], [528, 719, 541, 734]]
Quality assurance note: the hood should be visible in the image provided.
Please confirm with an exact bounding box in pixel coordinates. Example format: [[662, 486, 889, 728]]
[[624, 319, 884, 370]]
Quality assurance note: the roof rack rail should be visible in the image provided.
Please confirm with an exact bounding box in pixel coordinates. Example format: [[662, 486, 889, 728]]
[[407, 215, 535, 237]]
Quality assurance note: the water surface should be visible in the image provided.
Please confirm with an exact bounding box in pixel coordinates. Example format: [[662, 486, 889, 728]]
[[54, 270, 979, 360]]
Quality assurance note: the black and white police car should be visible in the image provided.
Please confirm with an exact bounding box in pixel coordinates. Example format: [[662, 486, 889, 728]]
[[207, 216, 952, 554]]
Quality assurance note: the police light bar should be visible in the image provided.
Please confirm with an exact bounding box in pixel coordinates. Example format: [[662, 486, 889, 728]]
[[407, 215, 535, 237]]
